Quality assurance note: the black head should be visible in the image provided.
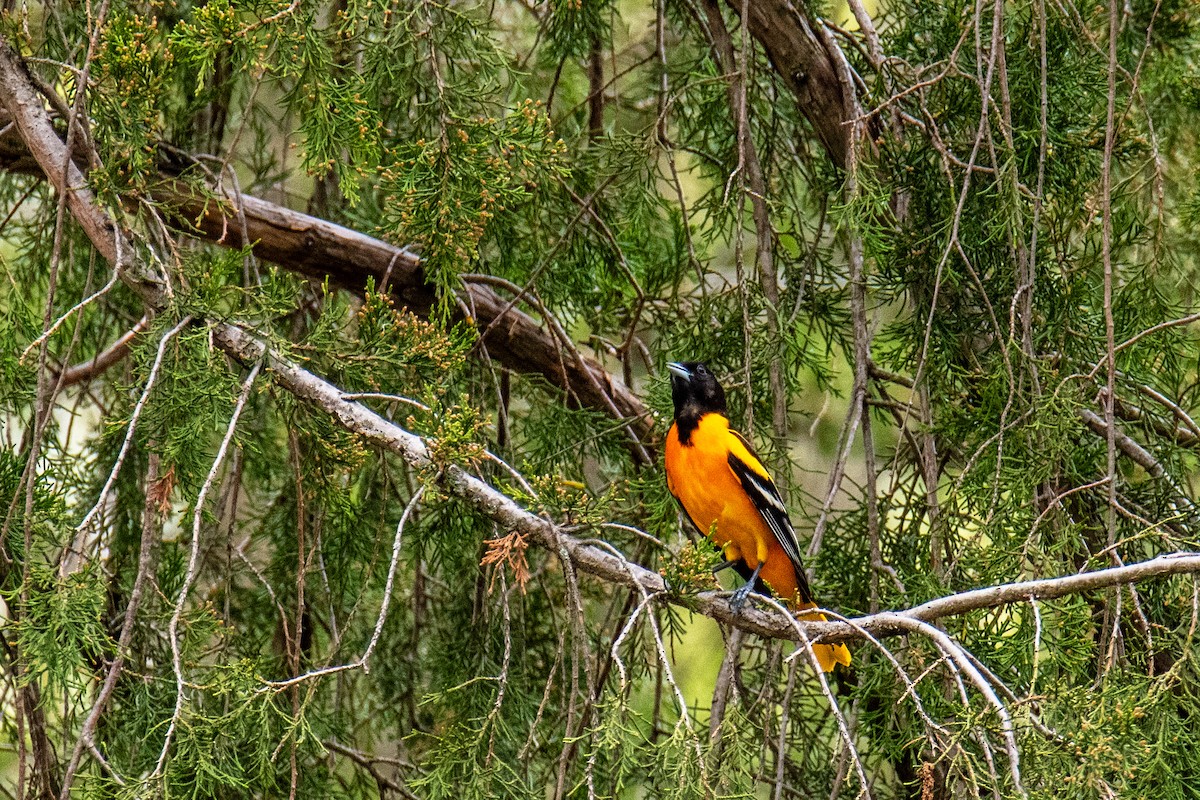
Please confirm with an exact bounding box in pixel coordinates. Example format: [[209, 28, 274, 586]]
[[667, 362, 727, 440]]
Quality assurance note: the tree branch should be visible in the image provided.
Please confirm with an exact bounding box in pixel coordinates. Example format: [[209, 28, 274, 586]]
[[53, 315, 148, 386], [1079, 408, 1165, 478], [723, 0, 855, 165], [0, 113, 654, 457], [4, 26, 1200, 674]]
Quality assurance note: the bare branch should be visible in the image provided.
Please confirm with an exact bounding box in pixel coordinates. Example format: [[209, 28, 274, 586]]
[[71, 315, 193, 539], [1087, 312, 1200, 378], [262, 485, 426, 690], [1078, 408, 1165, 478], [59, 453, 163, 797], [54, 315, 149, 387], [4, 22, 1200, 673], [156, 360, 261, 777], [19, 268, 119, 362], [723, 0, 856, 164]]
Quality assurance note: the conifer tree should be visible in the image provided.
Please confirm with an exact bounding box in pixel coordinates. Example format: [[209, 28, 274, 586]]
[[2, 0, 1200, 798]]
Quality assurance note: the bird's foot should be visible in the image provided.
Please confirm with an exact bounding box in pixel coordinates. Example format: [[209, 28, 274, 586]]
[[729, 582, 756, 611], [729, 560, 765, 612]]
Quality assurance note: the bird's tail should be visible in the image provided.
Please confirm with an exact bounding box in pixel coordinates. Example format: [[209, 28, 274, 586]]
[[794, 603, 852, 672]]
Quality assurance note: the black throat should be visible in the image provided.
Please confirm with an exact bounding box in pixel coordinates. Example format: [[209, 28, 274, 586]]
[[669, 362, 727, 446], [673, 405, 705, 446]]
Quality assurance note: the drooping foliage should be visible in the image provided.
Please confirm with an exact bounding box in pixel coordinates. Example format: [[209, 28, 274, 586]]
[[3, 0, 1200, 798]]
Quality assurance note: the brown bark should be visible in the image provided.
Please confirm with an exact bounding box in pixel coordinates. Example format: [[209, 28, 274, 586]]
[[157, 181, 652, 451], [726, 0, 853, 166], [0, 116, 654, 456]]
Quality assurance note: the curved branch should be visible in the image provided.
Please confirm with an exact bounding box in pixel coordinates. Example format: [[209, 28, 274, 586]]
[[54, 315, 148, 386], [160, 181, 654, 460], [724, 0, 854, 165], [809, 553, 1200, 641], [6, 26, 1200, 662], [0, 116, 653, 457]]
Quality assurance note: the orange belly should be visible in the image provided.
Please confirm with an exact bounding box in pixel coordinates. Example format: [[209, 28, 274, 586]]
[[664, 414, 852, 671], [665, 417, 801, 604]]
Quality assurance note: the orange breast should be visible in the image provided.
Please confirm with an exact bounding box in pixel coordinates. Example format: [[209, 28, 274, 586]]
[[665, 415, 800, 604]]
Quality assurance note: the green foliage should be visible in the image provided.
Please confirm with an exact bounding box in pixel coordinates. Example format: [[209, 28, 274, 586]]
[[0, 298, 39, 410], [3, 0, 1200, 797], [408, 720, 539, 800], [88, 9, 172, 198], [380, 103, 568, 317], [168, 0, 241, 93], [11, 565, 109, 696], [322, 283, 473, 391], [127, 319, 244, 489], [544, 0, 612, 61], [660, 539, 721, 601], [163, 664, 293, 799]]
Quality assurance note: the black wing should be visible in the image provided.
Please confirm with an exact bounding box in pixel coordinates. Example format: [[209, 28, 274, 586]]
[[726, 431, 816, 604]]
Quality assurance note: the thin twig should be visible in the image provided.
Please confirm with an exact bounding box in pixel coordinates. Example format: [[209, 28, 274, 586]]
[[155, 360, 261, 777], [19, 269, 120, 362], [75, 315, 194, 536], [59, 453, 164, 797], [262, 484, 426, 690]]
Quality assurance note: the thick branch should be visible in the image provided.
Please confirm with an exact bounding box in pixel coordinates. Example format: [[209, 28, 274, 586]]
[[0, 115, 653, 454], [0, 44, 161, 303], [725, 0, 853, 165], [6, 28, 1200, 666], [167, 184, 653, 456], [1079, 408, 1165, 478], [815, 553, 1200, 640]]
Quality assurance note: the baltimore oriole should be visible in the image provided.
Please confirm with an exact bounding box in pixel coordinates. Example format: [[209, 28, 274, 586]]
[[664, 361, 851, 672]]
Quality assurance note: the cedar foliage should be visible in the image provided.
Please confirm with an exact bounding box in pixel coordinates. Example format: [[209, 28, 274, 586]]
[[2, 0, 1200, 798]]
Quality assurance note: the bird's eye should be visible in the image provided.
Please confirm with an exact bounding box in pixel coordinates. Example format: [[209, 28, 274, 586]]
[[695, 365, 708, 376]]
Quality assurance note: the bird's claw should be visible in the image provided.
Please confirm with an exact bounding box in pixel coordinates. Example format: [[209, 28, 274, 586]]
[[729, 582, 755, 611]]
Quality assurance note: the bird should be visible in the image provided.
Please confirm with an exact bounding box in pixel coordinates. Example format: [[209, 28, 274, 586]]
[[664, 361, 851, 672]]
